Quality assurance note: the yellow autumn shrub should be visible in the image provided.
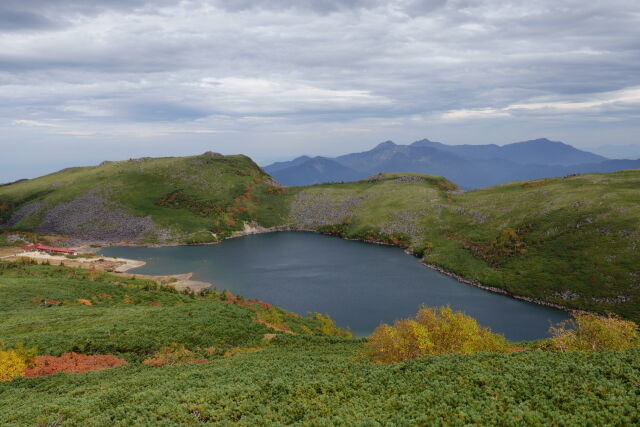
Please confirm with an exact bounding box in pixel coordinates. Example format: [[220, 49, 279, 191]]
[[549, 313, 639, 352], [367, 306, 509, 363], [0, 349, 27, 382], [312, 313, 353, 338]]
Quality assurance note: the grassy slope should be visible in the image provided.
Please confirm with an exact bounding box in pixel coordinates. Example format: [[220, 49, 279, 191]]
[[288, 171, 640, 322], [0, 154, 289, 242], [1, 263, 639, 425]]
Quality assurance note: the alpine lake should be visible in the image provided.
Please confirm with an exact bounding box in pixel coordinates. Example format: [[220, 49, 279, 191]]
[[100, 231, 570, 340]]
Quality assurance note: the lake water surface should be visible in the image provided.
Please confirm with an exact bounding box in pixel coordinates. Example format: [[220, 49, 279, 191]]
[[101, 231, 569, 340]]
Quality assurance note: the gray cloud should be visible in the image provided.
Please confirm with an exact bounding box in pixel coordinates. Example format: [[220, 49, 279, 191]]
[[210, 0, 448, 14], [0, 10, 58, 31], [1, 0, 640, 182]]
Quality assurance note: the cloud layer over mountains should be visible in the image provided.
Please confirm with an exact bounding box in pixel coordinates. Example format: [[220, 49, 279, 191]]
[[1, 0, 640, 182]]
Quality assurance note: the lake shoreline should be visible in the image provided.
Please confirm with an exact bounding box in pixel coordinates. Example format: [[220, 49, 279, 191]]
[[418, 261, 589, 315]]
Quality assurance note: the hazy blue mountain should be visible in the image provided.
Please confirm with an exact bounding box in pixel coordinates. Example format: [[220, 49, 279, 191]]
[[411, 138, 607, 166], [263, 155, 312, 174], [590, 144, 640, 160], [563, 158, 640, 174], [263, 138, 639, 189], [267, 156, 364, 186]]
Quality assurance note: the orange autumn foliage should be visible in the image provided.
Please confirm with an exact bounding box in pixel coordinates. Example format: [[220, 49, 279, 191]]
[[24, 353, 127, 377], [77, 299, 93, 306]]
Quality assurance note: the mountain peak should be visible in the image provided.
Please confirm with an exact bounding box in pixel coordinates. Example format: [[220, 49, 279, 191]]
[[516, 138, 563, 146], [293, 155, 312, 162], [411, 139, 441, 147], [373, 140, 396, 150]]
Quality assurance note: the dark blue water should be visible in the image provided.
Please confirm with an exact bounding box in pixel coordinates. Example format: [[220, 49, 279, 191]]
[[100, 231, 569, 340]]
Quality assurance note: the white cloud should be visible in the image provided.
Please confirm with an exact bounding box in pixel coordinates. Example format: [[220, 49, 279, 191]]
[[441, 86, 640, 122], [13, 119, 60, 127], [440, 108, 510, 121], [506, 87, 640, 113]]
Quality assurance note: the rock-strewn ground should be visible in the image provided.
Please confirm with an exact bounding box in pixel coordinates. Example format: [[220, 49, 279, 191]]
[[3, 201, 45, 227], [35, 192, 169, 242], [289, 193, 365, 229], [380, 210, 427, 239]]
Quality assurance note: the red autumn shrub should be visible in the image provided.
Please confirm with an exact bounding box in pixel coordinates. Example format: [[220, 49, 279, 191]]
[[146, 301, 161, 306], [24, 353, 127, 377], [43, 300, 61, 307]]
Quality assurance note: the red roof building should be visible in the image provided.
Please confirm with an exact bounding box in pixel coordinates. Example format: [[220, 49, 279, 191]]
[[25, 243, 77, 256]]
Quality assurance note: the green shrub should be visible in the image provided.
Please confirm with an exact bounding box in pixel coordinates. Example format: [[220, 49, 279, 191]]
[[549, 313, 639, 352], [367, 306, 509, 363]]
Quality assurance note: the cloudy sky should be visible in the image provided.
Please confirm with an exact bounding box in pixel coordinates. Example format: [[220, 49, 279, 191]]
[[1, 0, 640, 182]]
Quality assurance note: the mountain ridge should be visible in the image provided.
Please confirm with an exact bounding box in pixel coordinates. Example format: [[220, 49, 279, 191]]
[[264, 138, 628, 188]]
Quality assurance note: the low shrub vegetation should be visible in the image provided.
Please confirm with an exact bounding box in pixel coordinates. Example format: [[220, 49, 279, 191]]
[[143, 343, 207, 367], [3, 261, 640, 424]]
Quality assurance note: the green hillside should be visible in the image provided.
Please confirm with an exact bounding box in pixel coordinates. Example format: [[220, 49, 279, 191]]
[[1, 157, 639, 321], [0, 153, 289, 244], [1, 262, 639, 425]]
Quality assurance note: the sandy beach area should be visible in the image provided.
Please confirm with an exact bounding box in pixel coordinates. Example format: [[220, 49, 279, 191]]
[[3, 250, 213, 293]]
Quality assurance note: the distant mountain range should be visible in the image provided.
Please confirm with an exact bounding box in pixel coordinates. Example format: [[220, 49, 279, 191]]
[[263, 138, 640, 189], [590, 144, 640, 159]]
